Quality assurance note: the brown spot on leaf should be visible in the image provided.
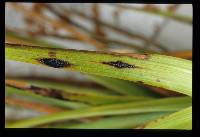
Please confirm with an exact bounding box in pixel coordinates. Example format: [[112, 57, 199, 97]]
[[48, 52, 56, 57], [80, 49, 150, 60], [118, 53, 150, 60], [156, 79, 160, 82], [95, 51, 150, 60]]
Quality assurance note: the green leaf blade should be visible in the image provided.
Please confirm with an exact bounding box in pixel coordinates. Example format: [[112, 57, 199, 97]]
[[6, 97, 191, 128], [5, 43, 192, 96], [142, 106, 192, 129]]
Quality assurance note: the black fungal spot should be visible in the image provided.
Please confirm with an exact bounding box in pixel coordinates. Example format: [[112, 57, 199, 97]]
[[102, 61, 136, 69], [39, 58, 71, 68]]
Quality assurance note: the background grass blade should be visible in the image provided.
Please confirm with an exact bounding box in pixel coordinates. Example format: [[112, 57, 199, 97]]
[[6, 79, 151, 105], [142, 106, 192, 129], [87, 75, 162, 97], [6, 86, 89, 109], [5, 43, 192, 96], [15, 78, 116, 95], [6, 96, 65, 114], [57, 112, 172, 129], [6, 97, 191, 128]]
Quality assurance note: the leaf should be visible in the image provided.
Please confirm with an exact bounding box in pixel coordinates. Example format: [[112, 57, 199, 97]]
[[6, 97, 191, 128], [5, 43, 192, 96], [142, 106, 192, 129], [58, 112, 172, 129], [6, 79, 151, 105], [87, 75, 161, 97], [6, 86, 88, 109], [20, 78, 115, 95]]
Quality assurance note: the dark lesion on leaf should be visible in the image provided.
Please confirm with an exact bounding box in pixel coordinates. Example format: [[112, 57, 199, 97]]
[[30, 85, 64, 99], [137, 81, 144, 84], [48, 51, 56, 57], [38, 58, 72, 68], [156, 79, 161, 82], [113, 53, 151, 60], [6, 82, 91, 104], [102, 60, 137, 69], [30, 86, 92, 105]]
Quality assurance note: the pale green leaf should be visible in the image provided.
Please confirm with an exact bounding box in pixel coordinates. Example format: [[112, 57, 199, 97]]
[[142, 106, 192, 129]]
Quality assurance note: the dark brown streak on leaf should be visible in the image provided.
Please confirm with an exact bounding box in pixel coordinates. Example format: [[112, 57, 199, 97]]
[[111, 53, 151, 60], [38, 58, 71, 68], [5, 82, 64, 100], [147, 86, 184, 97], [30, 85, 64, 99], [6, 42, 151, 60], [6, 83, 92, 105], [48, 51, 56, 57], [102, 61, 138, 69], [137, 81, 144, 84], [30, 86, 93, 105]]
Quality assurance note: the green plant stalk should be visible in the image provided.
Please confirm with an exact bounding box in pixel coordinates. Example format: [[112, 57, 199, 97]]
[[6, 86, 88, 109], [5, 43, 192, 96], [142, 106, 192, 129], [87, 75, 162, 97], [58, 112, 172, 129], [6, 97, 191, 128]]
